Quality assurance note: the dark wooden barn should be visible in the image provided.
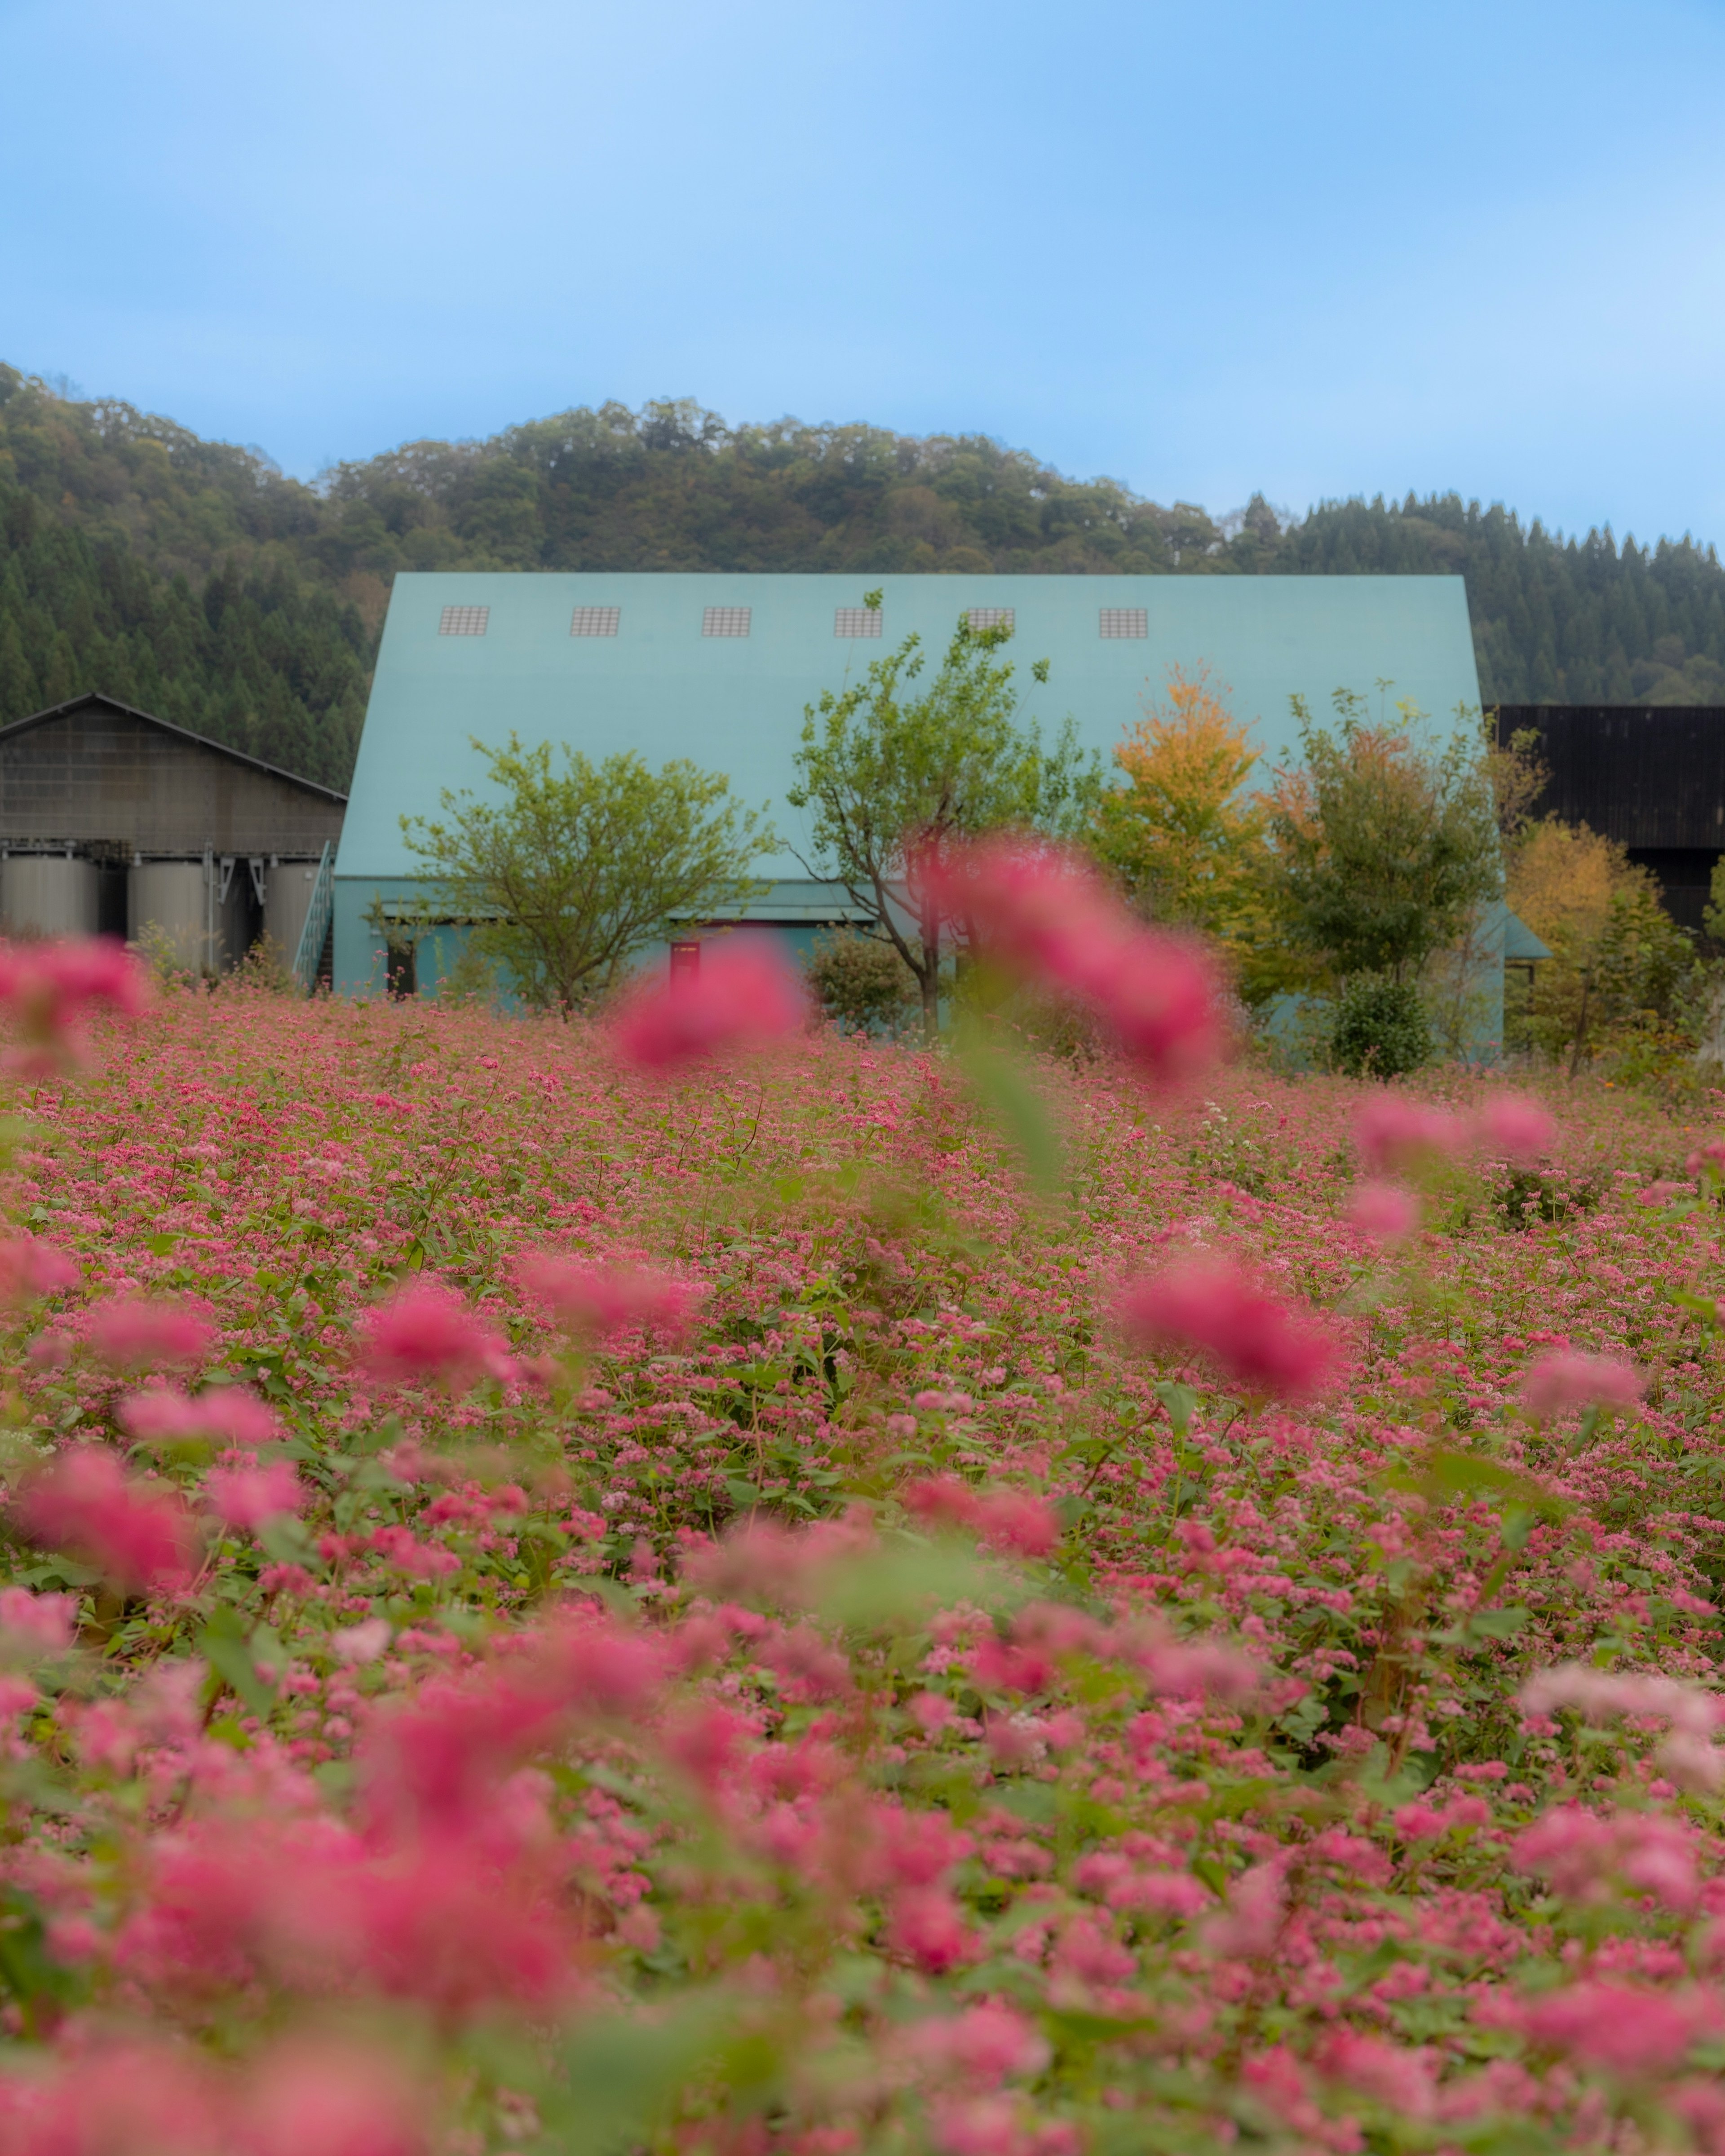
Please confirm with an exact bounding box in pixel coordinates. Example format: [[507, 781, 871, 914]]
[[0, 693, 346, 980], [1493, 704, 1725, 934]]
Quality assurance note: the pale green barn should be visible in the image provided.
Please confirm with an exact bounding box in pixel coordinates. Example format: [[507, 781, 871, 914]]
[[334, 570, 1515, 1038]]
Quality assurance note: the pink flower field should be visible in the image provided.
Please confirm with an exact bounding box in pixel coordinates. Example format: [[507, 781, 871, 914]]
[[0, 940, 1722, 2154]]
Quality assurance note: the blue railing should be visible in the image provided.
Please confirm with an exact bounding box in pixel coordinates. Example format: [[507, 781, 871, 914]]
[[292, 843, 335, 993]]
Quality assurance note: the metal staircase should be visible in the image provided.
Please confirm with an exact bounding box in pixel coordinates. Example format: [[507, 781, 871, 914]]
[[292, 842, 335, 993]]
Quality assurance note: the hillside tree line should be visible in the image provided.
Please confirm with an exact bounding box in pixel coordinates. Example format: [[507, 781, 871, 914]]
[[4, 364, 1725, 786]]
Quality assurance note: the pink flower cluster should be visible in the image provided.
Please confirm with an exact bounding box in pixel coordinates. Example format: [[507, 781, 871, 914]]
[[1114, 1254, 1342, 1401], [519, 1253, 700, 1345], [0, 935, 148, 1071], [920, 837, 1222, 1082], [610, 939, 808, 1070]]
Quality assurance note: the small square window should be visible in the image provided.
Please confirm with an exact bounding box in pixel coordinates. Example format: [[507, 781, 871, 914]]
[[965, 607, 1014, 633], [570, 606, 620, 637], [702, 606, 752, 638], [438, 605, 489, 636], [1099, 608, 1148, 639], [834, 607, 882, 638]]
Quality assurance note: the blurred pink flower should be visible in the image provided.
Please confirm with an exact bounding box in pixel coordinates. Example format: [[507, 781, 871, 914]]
[[87, 1295, 212, 1371], [1520, 1350, 1641, 1419], [1473, 1090, 1557, 1164], [518, 1253, 700, 1344], [902, 2002, 1049, 2087], [1520, 1662, 1724, 1736], [1317, 2032, 1437, 2119], [0, 936, 150, 1069], [334, 1617, 394, 1663], [1506, 1981, 1716, 2076], [0, 1585, 75, 1657], [1687, 1139, 1725, 1180], [243, 2038, 426, 2156], [918, 837, 1221, 1084], [203, 1459, 303, 1532], [611, 940, 807, 1070], [904, 1476, 1062, 1559], [1115, 1255, 1342, 1401], [121, 1384, 281, 1448], [1347, 1180, 1420, 1244], [889, 1886, 976, 1972], [14, 1445, 196, 1593], [358, 1280, 512, 1389], [1202, 1859, 1287, 1957], [1353, 1094, 1468, 1175], [0, 1234, 78, 1306]]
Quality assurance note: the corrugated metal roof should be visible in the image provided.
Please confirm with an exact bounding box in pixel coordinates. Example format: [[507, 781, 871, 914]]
[[0, 693, 349, 805], [339, 573, 1482, 881]]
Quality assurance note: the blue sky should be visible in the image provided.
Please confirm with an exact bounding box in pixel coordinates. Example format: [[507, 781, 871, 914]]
[[4, 0, 1724, 548]]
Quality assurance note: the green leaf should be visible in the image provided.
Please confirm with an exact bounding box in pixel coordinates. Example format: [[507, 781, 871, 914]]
[[1384, 1449, 1568, 1518], [954, 1034, 1065, 1196], [1154, 1380, 1199, 1439], [545, 1995, 737, 2155], [195, 1609, 277, 1720], [814, 1534, 1011, 1630], [1466, 1605, 1530, 1641]]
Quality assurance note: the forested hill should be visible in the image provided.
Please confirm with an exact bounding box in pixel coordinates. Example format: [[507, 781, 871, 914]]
[[5, 363, 1725, 789]]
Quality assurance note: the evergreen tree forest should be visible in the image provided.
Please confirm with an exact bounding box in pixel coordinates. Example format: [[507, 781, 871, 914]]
[[6, 361, 1725, 789]]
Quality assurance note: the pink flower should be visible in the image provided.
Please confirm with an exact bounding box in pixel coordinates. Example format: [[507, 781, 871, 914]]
[[1520, 1350, 1641, 1419], [1473, 1090, 1557, 1164], [903, 1477, 1061, 1559], [0, 1585, 75, 1657], [1520, 1663, 1724, 1736], [518, 1254, 701, 1344], [14, 1445, 196, 1592], [243, 2039, 425, 2156], [358, 1280, 512, 1389], [87, 1295, 212, 1371], [1115, 1255, 1342, 1401], [1202, 1860, 1287, 1957], [0, 1235, 78, 1306], [920, 837, 1221, 1084], [1353, 1094, 1468, 1175], [121, 1385, 281, 1447], [1508, 1981, 1715, 2076], [1346, 1181, 1420, 1244], [902, 2003, 1050, 2087], [889, 1886, 975, 1973], [1317, 2032, 1437, 2118], [203, 1459, 303, 1532], [611, 940, 808, 1070], [0, 936, 149, 1069]]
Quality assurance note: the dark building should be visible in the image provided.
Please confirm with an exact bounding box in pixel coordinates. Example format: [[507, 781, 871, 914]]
[[1493, 704, 1725, 935], [0, 693, 345, 980]]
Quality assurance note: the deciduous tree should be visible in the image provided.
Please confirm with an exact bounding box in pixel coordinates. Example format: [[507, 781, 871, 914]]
[[787, 594, 1097, 1039], [400, 734, 770, 1015], [1266, 693, 1501, 984]]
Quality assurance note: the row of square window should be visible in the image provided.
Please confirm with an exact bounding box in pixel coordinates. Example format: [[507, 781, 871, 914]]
[[438, 604, 1154, 641]]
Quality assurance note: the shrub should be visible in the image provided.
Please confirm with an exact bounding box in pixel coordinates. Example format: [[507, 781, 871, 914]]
[[1328, 972, 1431, 1077], [803, 927, 917, 1034]]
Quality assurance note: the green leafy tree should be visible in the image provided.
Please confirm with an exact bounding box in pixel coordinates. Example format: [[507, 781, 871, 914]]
[[1266, 692, 1502, 984], [400, 734, 770, 1016], [787, 594, 1099, 1040]]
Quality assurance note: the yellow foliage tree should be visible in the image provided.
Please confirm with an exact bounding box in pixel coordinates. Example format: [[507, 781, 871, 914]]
[[1506, 820, 1691, 1068], [1092, 667, 1307, 1004]]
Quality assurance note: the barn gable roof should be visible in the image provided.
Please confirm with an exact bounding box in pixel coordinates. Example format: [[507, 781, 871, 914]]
[[341, 571, 1482, 880], [0, 693, 347, 807], [0, 692, 347, 858]]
